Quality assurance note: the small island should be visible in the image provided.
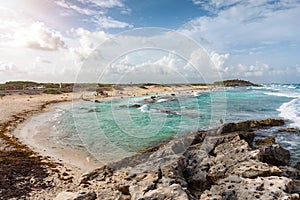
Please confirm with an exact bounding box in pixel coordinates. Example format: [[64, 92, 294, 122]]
[[214, 79, 262, 87]]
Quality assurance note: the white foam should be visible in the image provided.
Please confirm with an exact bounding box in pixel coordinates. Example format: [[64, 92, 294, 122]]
[[157, 98, 168, 103], [138, 104, 150, 113], [265, 92, 300, 98], [277, 98, 300, 128]]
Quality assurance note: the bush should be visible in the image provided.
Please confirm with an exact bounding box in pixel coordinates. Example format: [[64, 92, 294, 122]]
[[43, 89, 62, 94]]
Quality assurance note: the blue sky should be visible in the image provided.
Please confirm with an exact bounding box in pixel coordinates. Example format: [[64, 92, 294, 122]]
[[0, 0, 299, 83]]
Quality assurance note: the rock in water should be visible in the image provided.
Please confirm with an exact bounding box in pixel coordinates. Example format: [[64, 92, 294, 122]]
[[255, 137, 276, 146]]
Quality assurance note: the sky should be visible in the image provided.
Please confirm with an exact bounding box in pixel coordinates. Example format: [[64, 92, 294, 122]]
[[0, 0, 299, 84]]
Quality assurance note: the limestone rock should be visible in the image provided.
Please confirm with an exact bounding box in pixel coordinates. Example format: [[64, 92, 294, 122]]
[[97, 188, 122, 200], [200, 176, 298, 200], [54, 191, 96, 200]]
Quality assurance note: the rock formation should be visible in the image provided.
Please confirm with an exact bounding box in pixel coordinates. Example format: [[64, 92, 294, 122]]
[[55, 119, 300, 200]]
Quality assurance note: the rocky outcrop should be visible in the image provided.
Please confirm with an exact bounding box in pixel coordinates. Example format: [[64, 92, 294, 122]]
[[55, 119, 300, 200]]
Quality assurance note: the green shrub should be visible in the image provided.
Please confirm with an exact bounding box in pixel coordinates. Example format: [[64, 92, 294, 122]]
[[43, 89, 62, 94]]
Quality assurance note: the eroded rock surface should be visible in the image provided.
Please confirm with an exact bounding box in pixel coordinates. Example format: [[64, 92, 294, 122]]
[[55, 119, 300, 200]]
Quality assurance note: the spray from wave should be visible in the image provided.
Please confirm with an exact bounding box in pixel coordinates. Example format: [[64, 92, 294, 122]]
[[277, 98, 300, 128]]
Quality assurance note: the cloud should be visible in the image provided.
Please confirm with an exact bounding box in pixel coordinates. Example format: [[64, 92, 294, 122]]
[[210, 51, 229, 72], [54, 0, 131, 29], [92, 16, 133, 29], [68, 28, 110, 62], [229, 62, 270, 77], [105, 52, 190, 83], [182, 0, 300, 51], [0, 62, 16, 72], [54, 0, 95, 15], [88, 0, 124, 8], [181, 0, 300, 83], [14, 22, 66, 51]]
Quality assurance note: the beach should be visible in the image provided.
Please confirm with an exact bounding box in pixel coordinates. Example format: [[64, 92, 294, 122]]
[[1, 83, 300, 199], [0, 84, 213, 199]]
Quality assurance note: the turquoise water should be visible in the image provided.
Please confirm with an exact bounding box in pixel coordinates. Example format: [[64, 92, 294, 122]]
[[52, 84, 300, 164]]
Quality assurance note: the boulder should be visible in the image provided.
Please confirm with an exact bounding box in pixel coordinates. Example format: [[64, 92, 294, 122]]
[[258, 144, 290, 166]]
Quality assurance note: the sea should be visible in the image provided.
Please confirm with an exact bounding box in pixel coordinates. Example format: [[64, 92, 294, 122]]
[[47, 84, 300, 165]]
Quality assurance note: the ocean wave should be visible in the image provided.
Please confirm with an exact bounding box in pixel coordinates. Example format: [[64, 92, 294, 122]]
[[277, 98, 300, 128], [264, 92, 300, 98]]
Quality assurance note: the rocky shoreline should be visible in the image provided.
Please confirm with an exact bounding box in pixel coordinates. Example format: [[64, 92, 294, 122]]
[[53, 118, 300, 200]]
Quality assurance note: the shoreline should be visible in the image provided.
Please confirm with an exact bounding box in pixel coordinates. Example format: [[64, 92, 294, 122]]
[[3, 83, 298, 199], [12, 85, 214, 172], [0, 85, 214, 199], [13, 103, 103, 172]]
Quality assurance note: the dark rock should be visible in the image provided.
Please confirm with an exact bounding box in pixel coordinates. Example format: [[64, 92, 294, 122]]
[[183, 144, 212, 198], [295, 162, 300, 170], [238, 131, 255, 146], [94, 100, 101, 103], [278, 128, 300, 133], [255, 137, 276, 146], [130, 104, 141, 108], [259, 144, 290, 166], [220, 119, 284, 134]]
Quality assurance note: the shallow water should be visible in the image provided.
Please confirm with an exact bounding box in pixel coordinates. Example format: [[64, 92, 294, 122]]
[[48, 84, 300, 165]]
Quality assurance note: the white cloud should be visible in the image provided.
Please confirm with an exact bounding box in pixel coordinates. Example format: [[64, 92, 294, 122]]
[[54, 0, 95, 15], [68, 28, 110, 62], [181, 0, 300, 51], [14, 22, 65, 51], [0, 7, 66, 51], [92, 16, 133, 29], [88, 0, 124, 8], [230, 62, 270, 77], [210, 51, 229, 71], [0, 62, 16, 73]]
